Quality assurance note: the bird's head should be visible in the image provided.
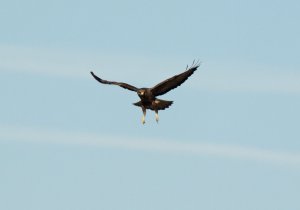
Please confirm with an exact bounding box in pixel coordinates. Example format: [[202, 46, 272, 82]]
[[138, 89, 146, 96]]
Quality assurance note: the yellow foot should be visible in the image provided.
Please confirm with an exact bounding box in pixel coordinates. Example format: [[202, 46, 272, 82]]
[[155, 113, 159, 123], [142, 116, 146, 125]]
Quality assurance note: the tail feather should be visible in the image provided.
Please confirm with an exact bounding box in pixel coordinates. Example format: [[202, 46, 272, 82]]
[[133, 99, 173, 110], [133, 101, 142, 107], [153, 99, 173, 110]]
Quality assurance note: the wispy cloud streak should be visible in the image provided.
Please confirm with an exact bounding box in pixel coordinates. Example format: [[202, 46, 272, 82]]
[[1, 125, 300, 167], [1, 44, 300, 93]]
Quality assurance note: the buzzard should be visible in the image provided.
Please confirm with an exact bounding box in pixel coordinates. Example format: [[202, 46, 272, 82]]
[[91, 60, 200, 124]]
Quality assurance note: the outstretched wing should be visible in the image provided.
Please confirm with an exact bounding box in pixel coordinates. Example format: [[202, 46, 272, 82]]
[[151, 61, 200, 96], [90, 71, 139, 92]]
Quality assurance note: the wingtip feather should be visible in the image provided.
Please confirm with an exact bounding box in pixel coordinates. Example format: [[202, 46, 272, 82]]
[[187, 59, 202, 71]]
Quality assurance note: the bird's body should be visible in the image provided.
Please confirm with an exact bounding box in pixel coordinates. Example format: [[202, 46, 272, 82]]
[[133, 88, 172, 110], [91, 61, 200, 124]]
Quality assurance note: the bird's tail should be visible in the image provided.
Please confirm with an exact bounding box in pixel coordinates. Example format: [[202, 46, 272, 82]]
[[153, 99, 173, 110], [133, 99, 173, 110]]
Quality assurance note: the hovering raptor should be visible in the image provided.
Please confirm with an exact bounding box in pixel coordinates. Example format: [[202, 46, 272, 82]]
[[91, 61, 200, 124]]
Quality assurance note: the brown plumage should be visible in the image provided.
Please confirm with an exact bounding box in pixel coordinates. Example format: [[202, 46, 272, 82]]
[[90, 60, 200, 124]]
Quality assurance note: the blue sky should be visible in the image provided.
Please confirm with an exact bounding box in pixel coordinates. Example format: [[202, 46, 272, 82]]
[[1, 0, 300, 209]]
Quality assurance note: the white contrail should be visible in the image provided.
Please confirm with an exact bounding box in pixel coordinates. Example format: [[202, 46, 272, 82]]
[[0, 125, 300, 167]]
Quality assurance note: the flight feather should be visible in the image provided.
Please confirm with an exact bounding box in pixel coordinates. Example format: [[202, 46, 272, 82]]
[[90, 71, 139, 92]]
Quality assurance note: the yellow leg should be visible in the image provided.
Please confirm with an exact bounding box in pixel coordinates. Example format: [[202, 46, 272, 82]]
[[141, 107, 146, 124], [155, 110, 159, 123]]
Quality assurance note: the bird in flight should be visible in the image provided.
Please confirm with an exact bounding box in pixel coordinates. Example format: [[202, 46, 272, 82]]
[[91, 60, 200, 124]]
